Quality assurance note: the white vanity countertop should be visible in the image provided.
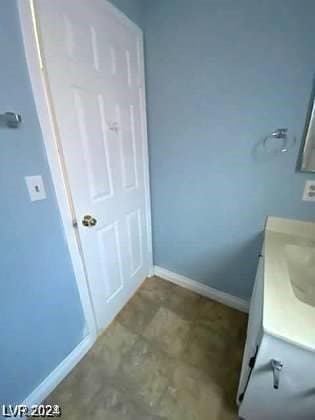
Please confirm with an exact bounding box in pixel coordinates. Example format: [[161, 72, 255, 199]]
[[263, 217, 315, 352]]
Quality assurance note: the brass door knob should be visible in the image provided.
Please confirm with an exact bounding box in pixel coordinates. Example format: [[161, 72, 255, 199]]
[[82, 215, 97, 227]]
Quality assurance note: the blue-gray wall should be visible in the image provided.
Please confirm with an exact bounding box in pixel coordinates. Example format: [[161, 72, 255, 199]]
[[0, 1, 86, 405], [144, 0, 315, 299], [110, 0, 144, 27]]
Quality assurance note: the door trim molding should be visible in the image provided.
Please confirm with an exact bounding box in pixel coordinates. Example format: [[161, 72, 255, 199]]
[[18, 0, 98, 341], [138, 35, 154, 276], [154, 266, 249, 313]]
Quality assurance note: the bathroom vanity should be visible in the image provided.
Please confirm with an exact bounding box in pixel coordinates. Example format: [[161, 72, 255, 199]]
[[237, 217, 315, 420]]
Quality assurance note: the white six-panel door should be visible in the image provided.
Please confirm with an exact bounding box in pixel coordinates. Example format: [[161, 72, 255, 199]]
[[35, 0, 151, 331]]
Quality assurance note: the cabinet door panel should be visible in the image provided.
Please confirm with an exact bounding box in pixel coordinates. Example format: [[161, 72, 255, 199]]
[[240, 334, 315, 420], [237, 256, 263, 403]]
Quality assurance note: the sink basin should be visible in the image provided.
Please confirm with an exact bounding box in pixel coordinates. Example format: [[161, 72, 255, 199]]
[[285, 244, 315, 308], [263, 217, 315, 352]]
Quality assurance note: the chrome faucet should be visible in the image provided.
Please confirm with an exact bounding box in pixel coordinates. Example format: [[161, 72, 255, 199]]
[[271, 359, 283, 389]]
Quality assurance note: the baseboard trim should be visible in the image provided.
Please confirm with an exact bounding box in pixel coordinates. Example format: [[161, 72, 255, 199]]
[[154, 266, 249, 313], [22, 334, 94, 408]]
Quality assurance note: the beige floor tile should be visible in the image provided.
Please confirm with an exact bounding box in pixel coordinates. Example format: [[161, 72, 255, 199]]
[[197, 297, 247, 339], [43, 277, 247, 420], [221, 366, 243, 410], [157, 362, 223, 420], [181, 321, 229, 377], [116, 292, 159, 335], [89, 321, 138, 376], [138, 276, 174, 305], [119, 336, 172, 410], [45, 351, 111, 417], [84, 384, 166, 420], [164, 284, 201, 320], [144, 306, 192, 356], [217, 406, 239, 420]]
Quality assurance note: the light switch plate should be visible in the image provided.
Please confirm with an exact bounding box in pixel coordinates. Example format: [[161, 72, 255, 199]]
[[25, 175, 47, 202], [303, 180, 315, 202]]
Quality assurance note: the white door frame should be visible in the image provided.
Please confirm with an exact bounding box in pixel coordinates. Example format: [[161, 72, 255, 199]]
[[17, 0, 153, 342]]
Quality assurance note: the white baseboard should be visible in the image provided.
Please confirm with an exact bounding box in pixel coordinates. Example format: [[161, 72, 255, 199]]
[[154, 266, 249, 313], [22, 334, 94, 408]]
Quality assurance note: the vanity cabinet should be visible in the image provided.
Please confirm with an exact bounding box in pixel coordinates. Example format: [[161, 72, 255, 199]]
[[237, 254, 315, 420], [237, 254, 263, 406]]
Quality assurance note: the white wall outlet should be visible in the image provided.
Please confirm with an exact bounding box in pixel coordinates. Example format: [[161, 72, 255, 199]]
[[303, 180, 315, 201], [25, 175, 47, 202]]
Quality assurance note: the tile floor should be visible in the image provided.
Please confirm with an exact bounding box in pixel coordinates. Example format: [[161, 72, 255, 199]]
[[45, 277, 247, 419]]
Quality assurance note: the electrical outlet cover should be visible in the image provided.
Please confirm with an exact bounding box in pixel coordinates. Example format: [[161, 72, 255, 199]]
[[25, 175, 47, 202], [303, 180, 315, 202]]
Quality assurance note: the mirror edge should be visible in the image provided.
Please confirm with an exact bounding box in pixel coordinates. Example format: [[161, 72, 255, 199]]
[[298, 75, 315, 173]]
